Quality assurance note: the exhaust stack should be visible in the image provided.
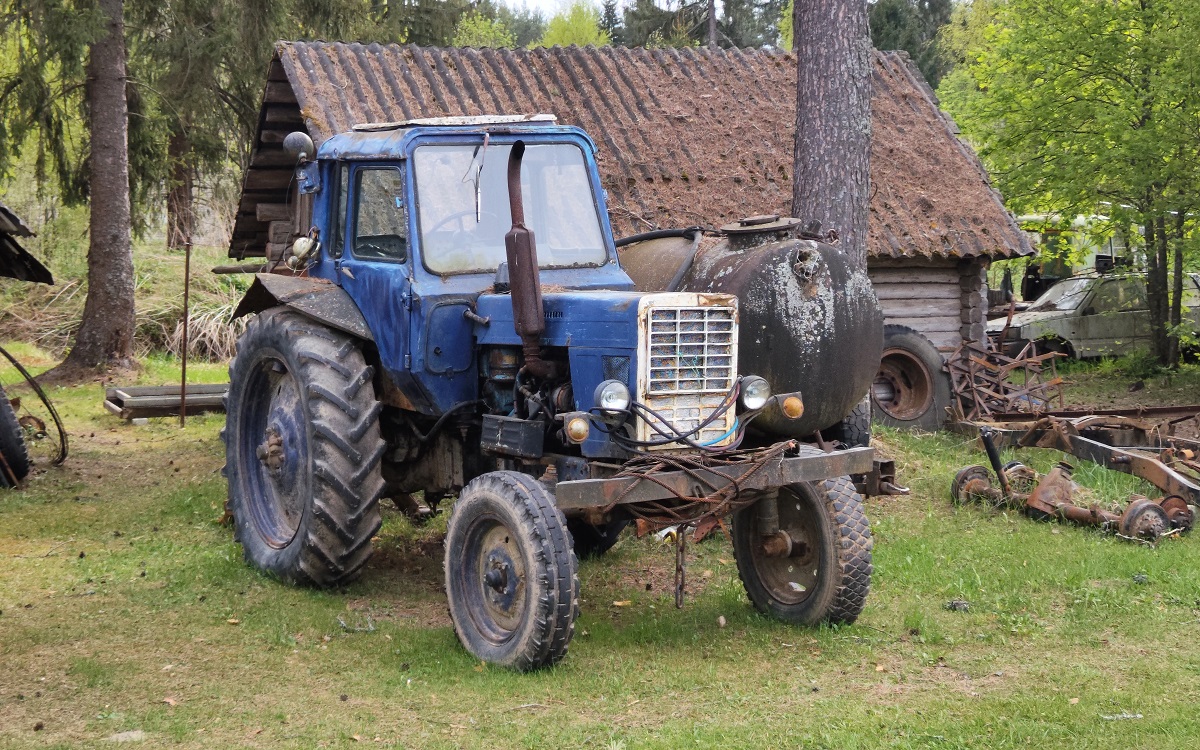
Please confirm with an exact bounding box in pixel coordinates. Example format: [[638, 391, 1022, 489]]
[[504, 141, 550, 378]]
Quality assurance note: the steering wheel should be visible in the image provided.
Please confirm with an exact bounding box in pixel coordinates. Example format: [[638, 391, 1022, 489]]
[[427, 210, 501, 234]]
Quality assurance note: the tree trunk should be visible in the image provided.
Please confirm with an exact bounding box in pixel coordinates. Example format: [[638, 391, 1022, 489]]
[[46, 0, 136, 380], [168, 130, 198, 253], [1168, 211, 1185, 366], [791, 0, 872, 269], [707, 0, 718, 47], [1145, 214, 1171, 366], [166, 129, 196, 252]]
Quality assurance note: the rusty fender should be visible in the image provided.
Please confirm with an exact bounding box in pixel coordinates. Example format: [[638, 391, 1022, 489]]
[[553, 446, 874, 510], [232, 273, 373, 341]]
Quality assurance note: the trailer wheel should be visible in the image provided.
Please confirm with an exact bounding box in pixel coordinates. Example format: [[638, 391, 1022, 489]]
[[0, 384, 30, 487], [732, 466, 873, 625], [224, 308, 384, 587], [445, 471, 579, 670], [871, 325, 951, 431], [566, 517, 629, 559], [824, 394, 871, 448]]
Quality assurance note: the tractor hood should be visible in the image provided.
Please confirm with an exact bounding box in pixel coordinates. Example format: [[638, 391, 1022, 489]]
[[473, 290, 646, 348]]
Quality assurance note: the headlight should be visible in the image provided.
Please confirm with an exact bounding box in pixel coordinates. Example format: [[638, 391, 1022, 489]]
[[594, 379, 630, 414], [740, 376, 771, 410]]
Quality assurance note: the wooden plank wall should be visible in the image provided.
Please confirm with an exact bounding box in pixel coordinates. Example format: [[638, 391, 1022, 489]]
[[868, 258, 988, 352]]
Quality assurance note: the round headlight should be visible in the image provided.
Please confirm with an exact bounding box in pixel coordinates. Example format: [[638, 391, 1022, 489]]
[[595, 379, 631, 413], [740, 376, 771, 410]]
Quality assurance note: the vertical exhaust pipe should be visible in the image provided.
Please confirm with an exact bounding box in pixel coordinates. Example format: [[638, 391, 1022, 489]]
[[504, 141, 551, 378]]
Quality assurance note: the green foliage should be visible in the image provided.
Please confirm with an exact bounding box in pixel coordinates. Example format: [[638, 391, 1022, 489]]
[[939, 0, 1200, 366], [600, 0, 624, 44], [452, 9, 515, 47], [493, 2, 546, 47], [536, 0, 610, 47]]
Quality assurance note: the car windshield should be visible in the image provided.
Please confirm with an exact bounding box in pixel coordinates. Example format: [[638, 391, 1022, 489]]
[[1028, 277, 1093, 311], [413, 141, 608, 274]]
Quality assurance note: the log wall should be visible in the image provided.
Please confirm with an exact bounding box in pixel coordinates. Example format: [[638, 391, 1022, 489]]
[[868, 257, 989, 352]]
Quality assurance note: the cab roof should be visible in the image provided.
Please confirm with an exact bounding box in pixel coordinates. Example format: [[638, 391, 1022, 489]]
[[317, 119, 595, 161]]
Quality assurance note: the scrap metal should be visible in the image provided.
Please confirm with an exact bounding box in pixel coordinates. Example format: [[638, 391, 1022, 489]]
[[952, 416, 1200, 541], [0, 343, 68, 468], [946, 337, 1065, 421]]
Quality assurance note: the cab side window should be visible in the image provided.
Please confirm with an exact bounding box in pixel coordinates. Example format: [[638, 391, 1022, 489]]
[[332, 163, 349, 258], [353, 167, 408, 261], [1091, 279, 1146, 313]]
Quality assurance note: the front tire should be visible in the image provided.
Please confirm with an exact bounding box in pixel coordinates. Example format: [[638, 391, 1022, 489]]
[[445, 471, 579, 670], [224, 308, 385, 587], [732, 466, 873, 625]]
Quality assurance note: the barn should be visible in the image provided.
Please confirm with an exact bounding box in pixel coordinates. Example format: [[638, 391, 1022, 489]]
[[227, 42, 1032, 428]]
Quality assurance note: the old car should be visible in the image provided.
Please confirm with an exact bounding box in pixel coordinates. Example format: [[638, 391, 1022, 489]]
[[987, 273, 1200, 358]]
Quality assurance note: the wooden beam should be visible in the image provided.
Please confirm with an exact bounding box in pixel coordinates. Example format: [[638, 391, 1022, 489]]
[[243, 168, 293, 191], [268, 221, 293, 244], [250, 148, 299, 168], [255, 203, 291, 222], [263, 105, 303, 125], [263, 81, 297, 105], [266, 242, 290, 261]]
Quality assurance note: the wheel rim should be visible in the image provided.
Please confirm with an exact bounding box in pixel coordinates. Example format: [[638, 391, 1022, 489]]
[[239, 352, 311, 549], [872, 348, 934, 421], [746, 486, 824, 606], [460, 515, 528, 644]]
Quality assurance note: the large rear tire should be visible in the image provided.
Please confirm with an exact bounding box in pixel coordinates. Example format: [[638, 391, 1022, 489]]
[[445, 471, 579, 670], [732, 463, 873, 625], [871, 325, 951, 431], [224, 308, 385, 587], [0, 384, 30, 487]]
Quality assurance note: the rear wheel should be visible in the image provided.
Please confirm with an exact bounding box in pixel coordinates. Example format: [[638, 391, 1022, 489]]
[[732, 464, 873, 625], [872, 325, 951, 431], [224, 308, 385, 587], [445, 471, 579, 670], [0, 385, 29, 487]]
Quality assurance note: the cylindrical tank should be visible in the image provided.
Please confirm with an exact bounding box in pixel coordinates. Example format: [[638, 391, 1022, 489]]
[[617, 217, 883, 438]]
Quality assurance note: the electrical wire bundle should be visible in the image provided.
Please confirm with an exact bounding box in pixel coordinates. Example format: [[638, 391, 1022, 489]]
[[592, 381, 767, 456]]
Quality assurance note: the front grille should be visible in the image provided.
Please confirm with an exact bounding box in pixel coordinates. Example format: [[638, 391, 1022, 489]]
[[636, 296, 738, 449]]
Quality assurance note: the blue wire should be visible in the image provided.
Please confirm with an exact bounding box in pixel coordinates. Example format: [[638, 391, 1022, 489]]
[[699, 418, 739, 446]]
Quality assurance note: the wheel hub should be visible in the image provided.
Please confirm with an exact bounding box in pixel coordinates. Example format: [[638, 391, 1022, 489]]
[[256, 427, 285, 475]]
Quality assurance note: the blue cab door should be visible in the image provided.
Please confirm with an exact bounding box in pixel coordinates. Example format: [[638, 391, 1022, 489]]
[[327, 162, 434, 414]]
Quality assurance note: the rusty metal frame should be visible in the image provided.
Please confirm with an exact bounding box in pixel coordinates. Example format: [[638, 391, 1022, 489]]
[[975, 416, 1200, 506], [553, 446, 874, 510]]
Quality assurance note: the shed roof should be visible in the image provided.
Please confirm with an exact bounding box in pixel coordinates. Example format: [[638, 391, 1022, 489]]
[[0, 200, 52, 284], [230, 41, 1032, 262]]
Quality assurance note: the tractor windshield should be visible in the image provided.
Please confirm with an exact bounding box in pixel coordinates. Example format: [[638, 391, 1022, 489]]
[[413, 141, 608, 275]]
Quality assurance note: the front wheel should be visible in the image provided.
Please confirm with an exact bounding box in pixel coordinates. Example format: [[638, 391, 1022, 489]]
[[224, 308, 385, 587], [445, 471, 579, 670], [732, 471, 873, 625]]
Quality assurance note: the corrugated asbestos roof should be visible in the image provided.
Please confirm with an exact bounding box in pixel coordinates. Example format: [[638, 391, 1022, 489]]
[[229, 41, 1032, 261]]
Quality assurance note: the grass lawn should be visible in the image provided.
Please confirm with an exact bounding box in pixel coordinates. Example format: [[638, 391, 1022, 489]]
[[3, 354, 1200, 749]]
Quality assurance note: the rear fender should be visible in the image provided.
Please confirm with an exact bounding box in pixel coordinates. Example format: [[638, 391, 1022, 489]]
[[233, 274, 373, 342]]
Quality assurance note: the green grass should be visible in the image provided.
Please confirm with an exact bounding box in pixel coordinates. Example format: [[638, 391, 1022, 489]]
[[3, 361, 1200, 748]]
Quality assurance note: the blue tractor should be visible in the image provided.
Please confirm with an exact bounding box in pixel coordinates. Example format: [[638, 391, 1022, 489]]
[[225, 115, 879, 670]]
